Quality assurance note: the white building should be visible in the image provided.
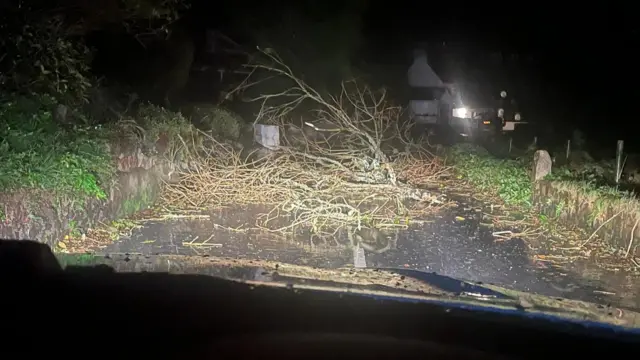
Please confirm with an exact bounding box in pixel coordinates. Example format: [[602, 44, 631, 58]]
[[407, 48, 455, 123]]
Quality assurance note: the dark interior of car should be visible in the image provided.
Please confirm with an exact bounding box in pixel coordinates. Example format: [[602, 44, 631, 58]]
[[2, 266, 638, 358]]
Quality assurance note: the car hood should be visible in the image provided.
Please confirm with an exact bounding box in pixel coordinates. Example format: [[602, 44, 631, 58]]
[[58, 253, 640, 329]]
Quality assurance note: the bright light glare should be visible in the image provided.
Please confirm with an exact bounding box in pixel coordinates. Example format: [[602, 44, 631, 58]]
[[452, 107, 469, 118], [498, 108, 505, 117], [514, 113, 521, 121]]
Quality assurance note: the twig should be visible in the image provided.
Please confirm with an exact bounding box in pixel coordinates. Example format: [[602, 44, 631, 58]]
[[183, 234, 223, 248], [580, 211, 622, 248], [625, 217, 640, 258]]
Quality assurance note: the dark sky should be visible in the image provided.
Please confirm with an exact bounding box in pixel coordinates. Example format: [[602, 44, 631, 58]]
[[369, 9, 634, 90]]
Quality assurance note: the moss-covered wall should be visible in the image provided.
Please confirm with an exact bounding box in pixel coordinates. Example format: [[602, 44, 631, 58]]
[[0, 146, 174, 248]]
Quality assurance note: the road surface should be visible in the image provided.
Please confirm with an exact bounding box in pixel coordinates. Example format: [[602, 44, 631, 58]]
[[94, 195, 640, 311]]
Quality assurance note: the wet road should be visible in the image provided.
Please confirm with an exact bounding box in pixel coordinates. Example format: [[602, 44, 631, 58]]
[[100, 201, 639, 310]]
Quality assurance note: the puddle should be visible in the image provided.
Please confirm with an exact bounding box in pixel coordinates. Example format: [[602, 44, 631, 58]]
[[97, 202, 640, 311], [103, 217, 353, 268]]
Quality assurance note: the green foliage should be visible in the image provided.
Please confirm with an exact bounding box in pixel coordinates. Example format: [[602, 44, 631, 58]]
[[135, 103, 195, 140], [0, 95, 114, 199], [549, 166, 598, 184], [0, 1, 93, 105], [0, 0, 193, 202], [185, 105, 244, 140], [450, 143, 635, 214], [0, 0, 191, 106], [549, 162, 612, 184], [547, 161, 632, 200], [449, 144, 532, 207], [132, 103, 202, 162]]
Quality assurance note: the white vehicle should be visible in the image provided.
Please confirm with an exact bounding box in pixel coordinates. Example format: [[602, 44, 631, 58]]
[[407, 48, 527, 141], [448, 87, 527, 140]]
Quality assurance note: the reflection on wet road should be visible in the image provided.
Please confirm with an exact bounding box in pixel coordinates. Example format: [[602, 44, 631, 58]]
[[104, 217, 352, 268], [101, 203, 639, 310]]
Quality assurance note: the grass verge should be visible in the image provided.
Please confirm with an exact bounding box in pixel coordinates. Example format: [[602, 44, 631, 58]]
[[448, 143, 640, 259], [448, 143, 636, 208], [447, 143, 533, 207]]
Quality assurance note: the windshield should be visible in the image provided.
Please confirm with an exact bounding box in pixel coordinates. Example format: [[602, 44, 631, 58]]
[[2, 1, 638, 330]]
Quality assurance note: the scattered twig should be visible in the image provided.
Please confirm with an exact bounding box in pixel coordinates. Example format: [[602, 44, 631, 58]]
[[625, 217, 639, 258], [158, 48, 449, 238], [580, 211, 623, 248], [138, 214, 211, 222], [593, 290, 616, 296], [492, 230, 513, 236], [183, 234, 223, 248]]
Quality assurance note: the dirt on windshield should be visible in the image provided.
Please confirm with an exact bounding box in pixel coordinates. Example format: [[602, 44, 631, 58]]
[[58, 251, 640, 328]]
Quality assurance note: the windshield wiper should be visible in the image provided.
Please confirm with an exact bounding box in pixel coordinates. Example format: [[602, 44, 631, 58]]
[[51, 252, 640, 328]]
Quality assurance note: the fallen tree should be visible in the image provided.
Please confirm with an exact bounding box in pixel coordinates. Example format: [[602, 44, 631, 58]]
[[160, 49, 451, 241]]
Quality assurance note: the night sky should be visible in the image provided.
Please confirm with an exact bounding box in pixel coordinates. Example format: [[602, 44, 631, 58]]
[[187, 1, 638, 148]]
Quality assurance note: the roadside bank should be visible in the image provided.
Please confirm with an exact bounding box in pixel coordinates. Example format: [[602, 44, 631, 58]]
[[0, 99, 242, 248], [446, 143, 640, 269]]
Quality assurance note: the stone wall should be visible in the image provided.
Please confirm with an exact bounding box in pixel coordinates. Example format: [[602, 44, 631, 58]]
[[533, 180, 640, 257], [0, 146, 175, 248]]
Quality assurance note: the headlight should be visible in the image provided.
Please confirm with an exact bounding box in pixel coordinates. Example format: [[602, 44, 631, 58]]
[[452, 107, 469, 118], [514, 112, 521, 121], [497, 108, 505, 117]]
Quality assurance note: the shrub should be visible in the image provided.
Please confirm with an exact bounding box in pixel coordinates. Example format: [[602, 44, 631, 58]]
[[185, 105, 244, 140], [129, 103, 202, 163], [0, 3, 93, 105]]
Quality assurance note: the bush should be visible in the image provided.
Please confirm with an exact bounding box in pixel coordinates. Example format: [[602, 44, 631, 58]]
[[0, 95, 113, 199], [135, 103, 195, 140], [0, 0, 191, 107], [130, 103, 202, 163], [184, 105, 244, 140], [0, 3, 93, 105]]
